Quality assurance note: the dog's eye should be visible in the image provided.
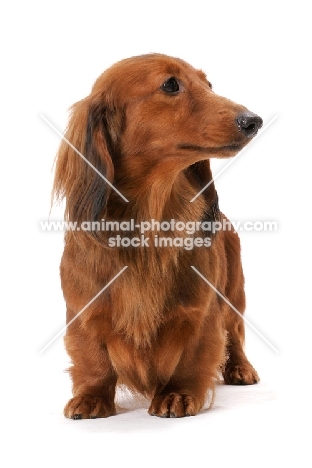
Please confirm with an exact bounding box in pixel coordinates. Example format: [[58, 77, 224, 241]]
[[161, 77, 180, 94]]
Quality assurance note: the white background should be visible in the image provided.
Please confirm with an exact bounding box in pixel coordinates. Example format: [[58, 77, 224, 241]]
[[1, 1, 311, 466]]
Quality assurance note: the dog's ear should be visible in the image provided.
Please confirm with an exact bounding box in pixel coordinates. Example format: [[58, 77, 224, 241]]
[[53, 95, 119, 225]]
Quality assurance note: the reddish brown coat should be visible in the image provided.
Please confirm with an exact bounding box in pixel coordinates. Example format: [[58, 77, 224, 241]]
[[53, 54, 259, 419]]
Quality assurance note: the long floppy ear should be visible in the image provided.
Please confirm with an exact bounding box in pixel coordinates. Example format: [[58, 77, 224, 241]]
[[52, 95, 116, 224]]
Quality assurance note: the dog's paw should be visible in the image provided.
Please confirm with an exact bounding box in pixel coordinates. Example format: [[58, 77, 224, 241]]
[[223, 363, 259, 385], [64, 395, 116, 419], [148, 392, 200, 418]]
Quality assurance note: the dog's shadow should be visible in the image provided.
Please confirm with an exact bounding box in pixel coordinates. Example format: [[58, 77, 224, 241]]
[[115, 380, 276, 417], [64, 381, 277, 433], [115, 386, 151, 415]]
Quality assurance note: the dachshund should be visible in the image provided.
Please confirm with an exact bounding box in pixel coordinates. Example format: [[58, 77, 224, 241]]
[[53, 53, 262, 419]]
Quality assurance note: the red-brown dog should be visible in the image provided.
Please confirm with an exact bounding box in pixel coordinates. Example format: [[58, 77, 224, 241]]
[[53, 54, 261, 419]]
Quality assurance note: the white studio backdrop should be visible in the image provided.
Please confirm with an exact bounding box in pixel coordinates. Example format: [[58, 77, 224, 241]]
[[1, 1, 311, 466]]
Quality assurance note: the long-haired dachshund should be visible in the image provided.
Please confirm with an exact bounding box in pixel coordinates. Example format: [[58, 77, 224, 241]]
[[53, 53, 262, 419]]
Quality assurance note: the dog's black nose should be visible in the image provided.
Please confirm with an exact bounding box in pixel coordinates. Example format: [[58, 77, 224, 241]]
[[236, 112, 263, 138]]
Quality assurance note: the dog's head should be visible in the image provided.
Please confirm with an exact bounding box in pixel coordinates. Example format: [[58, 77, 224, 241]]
[[53, 53, 262, 223]]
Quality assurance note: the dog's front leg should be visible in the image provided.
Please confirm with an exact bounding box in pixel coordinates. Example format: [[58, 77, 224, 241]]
[[148, 313, 226, 418], [221, 229, 260, 385], [63, 315, 117, 419]]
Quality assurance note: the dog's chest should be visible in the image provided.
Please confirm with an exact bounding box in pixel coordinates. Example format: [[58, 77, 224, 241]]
[[108, 243, 213, 343]]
